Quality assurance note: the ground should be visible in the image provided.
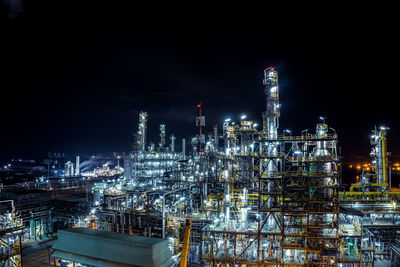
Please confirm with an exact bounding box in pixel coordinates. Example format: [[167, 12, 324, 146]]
[[22, 238, 55, 267]]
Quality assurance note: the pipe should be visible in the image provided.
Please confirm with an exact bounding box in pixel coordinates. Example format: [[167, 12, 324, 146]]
[[159, 186, 192, 239]]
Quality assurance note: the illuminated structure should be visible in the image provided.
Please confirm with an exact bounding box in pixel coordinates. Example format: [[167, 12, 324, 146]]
[[196, 102, 206, 154], [136, 111, 148, 152], [75, 155, 80, 176], [34, 67, 398, 266], [339, 127, 400, 265], [170, 134, 176, 153], [159, 124, 166, 149], [370, 127, 390, 190], [0, 200, 23, 267], [64, 161, 74, 177], [200, 68, 340, 265]]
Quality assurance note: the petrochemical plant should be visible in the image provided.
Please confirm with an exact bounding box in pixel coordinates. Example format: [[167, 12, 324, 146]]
[[1, 67, 400, 266]]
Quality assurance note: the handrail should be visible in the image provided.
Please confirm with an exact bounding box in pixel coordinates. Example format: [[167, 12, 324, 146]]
[[261, 134, 338, 141]]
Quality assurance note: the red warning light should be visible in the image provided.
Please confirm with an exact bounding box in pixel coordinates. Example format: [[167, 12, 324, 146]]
[[197, 104, 201, 108]]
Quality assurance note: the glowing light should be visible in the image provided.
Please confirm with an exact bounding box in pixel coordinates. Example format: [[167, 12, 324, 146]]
[[241, 115, 246, 120]]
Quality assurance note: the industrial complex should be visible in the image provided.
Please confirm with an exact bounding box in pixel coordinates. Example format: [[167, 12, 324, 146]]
[[1, 67, 399, 266]]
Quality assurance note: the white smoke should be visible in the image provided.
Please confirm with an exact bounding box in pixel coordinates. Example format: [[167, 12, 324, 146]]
[[79, 157, 116, 172]]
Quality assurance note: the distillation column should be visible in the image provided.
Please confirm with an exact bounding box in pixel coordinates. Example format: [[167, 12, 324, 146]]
[[213, 125, 218, 148], [307, 122, 339, 264], [370, 127, 390, 190], [75, 155, 80, 175], [159, 124, 166, 149], [170, 134, 176, 152], [262, 67, 281, 213], [263, 67, 280, 142], [182, 138, 186, 160], [196, 103, 205, 154], [137, 112, 148, 151]]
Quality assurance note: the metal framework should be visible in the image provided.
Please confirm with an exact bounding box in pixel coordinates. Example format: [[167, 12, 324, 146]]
[[42, 67, 400, 266], [1, 200, 23, 267]]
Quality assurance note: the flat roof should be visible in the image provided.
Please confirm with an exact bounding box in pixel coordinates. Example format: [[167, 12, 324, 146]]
[[62, 227, 164, 246], [52, 228, 171, 267]]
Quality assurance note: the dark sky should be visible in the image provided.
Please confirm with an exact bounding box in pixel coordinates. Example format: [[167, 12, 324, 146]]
[[1, 2, 399, 161]]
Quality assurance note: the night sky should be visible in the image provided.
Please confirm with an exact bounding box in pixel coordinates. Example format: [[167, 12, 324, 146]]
[[1, 2, 399, 161]]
